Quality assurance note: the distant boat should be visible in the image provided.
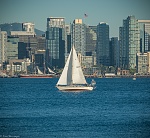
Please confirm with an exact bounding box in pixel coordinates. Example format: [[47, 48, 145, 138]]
[[133, 77, 136, 80], [19, 66, 56, 78], [133, 73, 136, 80], [56, 45, 94, 91]]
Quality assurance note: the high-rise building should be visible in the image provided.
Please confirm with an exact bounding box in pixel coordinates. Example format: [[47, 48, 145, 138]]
[[71, 19, 86, 56], [119, 16, 140, 69], [110, 37, 119, 67], [65, 24, 71, 54], [119, 25, 128, 69], [46, 17, 65, 68], [96, 22, 110, 66], [0, 31, 7, 65], [138, 20, 150, 52]]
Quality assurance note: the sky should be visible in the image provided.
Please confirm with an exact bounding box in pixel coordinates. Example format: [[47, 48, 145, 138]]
[[0, 0, 150, 37]]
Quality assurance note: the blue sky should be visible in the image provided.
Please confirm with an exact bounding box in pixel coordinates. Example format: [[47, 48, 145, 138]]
[[0, 0, 150, 37]]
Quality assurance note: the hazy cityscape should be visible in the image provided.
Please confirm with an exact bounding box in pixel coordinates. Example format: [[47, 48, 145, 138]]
[[1, 1, 150, 137], [0, 15, 150, 78]]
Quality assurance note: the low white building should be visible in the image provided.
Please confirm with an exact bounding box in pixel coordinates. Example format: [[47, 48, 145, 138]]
[[136, 53, 148, 74]]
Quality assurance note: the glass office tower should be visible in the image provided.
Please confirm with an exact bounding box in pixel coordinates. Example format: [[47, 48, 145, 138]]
[[96, 22, 110, 66], [46, 17, 65, 68], [119, 16, 140, 69], [138, 20, 150, 53]]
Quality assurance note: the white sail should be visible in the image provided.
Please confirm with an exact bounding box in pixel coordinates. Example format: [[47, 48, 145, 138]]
[[56, 47, 72, 86], [47, 67, 56, 74], [72, 46, 87, 85], [37, 66, 43, 75], [56, 45, 94, 91], [57, 46, 87, 86]]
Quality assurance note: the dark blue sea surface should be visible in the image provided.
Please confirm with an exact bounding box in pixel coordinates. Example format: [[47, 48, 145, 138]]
[[0, 78, 150, 138]]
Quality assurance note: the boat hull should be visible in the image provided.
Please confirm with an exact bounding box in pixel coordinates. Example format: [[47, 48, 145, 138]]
[[56, 85, 93, 91], [19, 74, 54, 78]]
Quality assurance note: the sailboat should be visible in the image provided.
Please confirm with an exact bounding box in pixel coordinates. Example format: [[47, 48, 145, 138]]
[[19, 66, 55, 78], [56, 45, 94, 91]]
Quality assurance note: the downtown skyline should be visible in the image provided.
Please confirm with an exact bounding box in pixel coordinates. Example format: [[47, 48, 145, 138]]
[[0, 0, 150, 37]]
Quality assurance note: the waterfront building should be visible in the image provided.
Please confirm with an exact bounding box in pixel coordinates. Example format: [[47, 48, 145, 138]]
[[7, 58, 31, 75], [7, 36, 19, 61], [136, 53, 148, 74], [110, 37, 119, 67], [147, 52, 150, 73], [46, 17, 65, 68], [119, 16, 140, 69], [78, 52, 96, 76], [138, 20, 150, 53], [96, 22, 110, 66], [71, 19, 86, 56]]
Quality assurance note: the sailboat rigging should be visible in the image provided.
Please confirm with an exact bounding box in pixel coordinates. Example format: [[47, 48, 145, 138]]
[[56, 45, 95, 91]]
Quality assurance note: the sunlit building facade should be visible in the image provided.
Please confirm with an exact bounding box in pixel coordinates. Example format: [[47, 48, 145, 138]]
[[136, 53, 147, 74], [71, 19, 86, 56], [119, 16, 140, 69]]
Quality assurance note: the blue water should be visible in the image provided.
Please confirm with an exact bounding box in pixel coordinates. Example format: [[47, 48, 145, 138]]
[[0, 78, 150, 138]]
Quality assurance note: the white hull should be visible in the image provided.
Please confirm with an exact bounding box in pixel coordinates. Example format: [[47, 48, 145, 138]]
[[56, 85, 93, 91]]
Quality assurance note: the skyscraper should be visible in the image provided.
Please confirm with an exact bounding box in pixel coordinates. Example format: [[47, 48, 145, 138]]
[[119, 16, 140, 69], [0, 31, 7, 65], [46, 17, 65, 68], [65, 24, 71, 54], [96, 22, 110, 66], [138, 20, 150, 52], [110, 37, 119, 67], [71, 19, 86, 56]]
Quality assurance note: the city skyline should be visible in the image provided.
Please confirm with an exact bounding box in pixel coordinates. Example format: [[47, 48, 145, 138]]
[[0, 0, 150, 37]]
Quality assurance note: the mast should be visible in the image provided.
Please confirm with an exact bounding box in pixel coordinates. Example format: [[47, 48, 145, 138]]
[[71, 46, 73, 85]]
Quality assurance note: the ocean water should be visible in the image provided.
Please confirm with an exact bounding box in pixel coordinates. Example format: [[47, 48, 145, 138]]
[[0, 78, 150, 138]]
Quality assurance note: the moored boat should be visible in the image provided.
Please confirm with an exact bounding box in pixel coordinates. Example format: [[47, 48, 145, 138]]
[[19, 66, 56, 78]]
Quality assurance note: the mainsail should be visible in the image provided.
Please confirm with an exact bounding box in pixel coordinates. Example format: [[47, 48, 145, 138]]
[[57, 46, 87, 86]]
